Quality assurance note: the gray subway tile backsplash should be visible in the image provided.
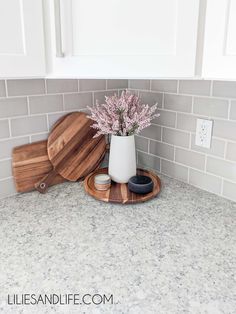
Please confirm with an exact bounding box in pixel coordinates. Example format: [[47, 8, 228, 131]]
[[164, 94, 192, 113], [0, 137, 29, 160], [135, 136, 149, 152], [230, 100, 236, 120], [189, 169, 222, 195], [46, 79, 78, 94], [64, 92, 93, 110], [11, 115, 48, 137], [161, 159, 188, 182], [149, 140, 174, 161], [0, 97, 28, 118], [175, 147, 205, 170], [206, 157, 236, 181], [179, 80, 211, 96], [7, 79, 45, 96], [129, 80, 150, 90], [94, 90, 117, 105], [162, 127, 190, 148], [223, 180, 236, 202], [0, 178, 16, 199], [213, 81, 236, 98], [226, 142, 236, 162], [48, 112, 66, 130], [79, 79, 106, 92], [29, 94, 63, 114], [0, 120, 10, 139], [193, 97, 229, 118], [151, 80, 177, 93], [140, 124, 161, 141], [177, 113, 197, 132], [107, 79, 128, 90], [138, 151, 160, 171], [213, 119, 236, 141], [191, 134, 225, 158], [0, 78, 235, 203], [154, 109, 176, 128], [30, 132, 49, 142], [0, 159, 12, 179], [139, 91, 163, 106], [0, 80, 6, 97]]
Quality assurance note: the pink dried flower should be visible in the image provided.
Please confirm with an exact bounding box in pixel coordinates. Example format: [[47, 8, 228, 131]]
[[87, 90, 160, 137]]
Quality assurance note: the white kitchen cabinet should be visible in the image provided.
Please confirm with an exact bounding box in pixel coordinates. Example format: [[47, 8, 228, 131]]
[[203, 0, 236, 79], [0, 0, 45, 77], [47, 0, 199, 78]]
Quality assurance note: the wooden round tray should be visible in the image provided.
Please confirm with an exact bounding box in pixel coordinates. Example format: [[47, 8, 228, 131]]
[[84, 168, 161, 204]]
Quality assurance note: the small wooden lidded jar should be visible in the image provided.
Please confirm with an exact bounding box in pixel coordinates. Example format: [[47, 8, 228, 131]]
[[94, 174, 111, 191]]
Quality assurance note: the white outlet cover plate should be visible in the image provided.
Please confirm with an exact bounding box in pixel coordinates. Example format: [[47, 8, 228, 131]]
[[195, 118, 213, 148]]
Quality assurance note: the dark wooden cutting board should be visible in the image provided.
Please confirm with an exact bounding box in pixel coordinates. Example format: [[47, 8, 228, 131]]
[[35, 112, 106, 193], [12, 140, 66, 193]]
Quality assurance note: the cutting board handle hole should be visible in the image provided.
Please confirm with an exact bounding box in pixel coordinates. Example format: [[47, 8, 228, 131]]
[[40, 183, 46, 189]]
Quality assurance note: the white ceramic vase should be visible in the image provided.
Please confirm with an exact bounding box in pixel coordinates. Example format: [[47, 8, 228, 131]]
[[108, 134, 136, 183]]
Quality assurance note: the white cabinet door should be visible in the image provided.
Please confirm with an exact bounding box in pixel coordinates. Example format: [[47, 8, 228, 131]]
[[0, 0, 45, 77], [203, 0, 236, 79], [48, 0, 199, 78]]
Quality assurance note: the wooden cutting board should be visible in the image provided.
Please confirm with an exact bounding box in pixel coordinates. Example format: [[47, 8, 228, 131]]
[[35, 112, 106, 193], [84, 168, 161, 204], [12, 140, 66, 193]]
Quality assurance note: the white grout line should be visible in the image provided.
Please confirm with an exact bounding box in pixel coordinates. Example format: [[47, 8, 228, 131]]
[[92, 92, 95, 106], [0, 176, 14, 182], [46, 114, 50, 132], [4, 80, 8, 97], [191, 96, 194, 113], [177, 80, 180, 94], [210, 80, 213, 96], [159, 158, 162, 173], [62, 94, 65, 111], [0, 157, 12, 162], [228, 99, 231, 120], [223, 141, 227, 159], [147, 139, 150, 153], [188, 132, 192, 149], [26, 96, 30, 115], [44, 79, 47, 94], [8, 119, 12, 137], [174, 112, 177, 128]]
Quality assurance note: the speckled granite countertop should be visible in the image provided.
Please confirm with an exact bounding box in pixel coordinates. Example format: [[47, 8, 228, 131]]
[[0, 174, 235, 314]]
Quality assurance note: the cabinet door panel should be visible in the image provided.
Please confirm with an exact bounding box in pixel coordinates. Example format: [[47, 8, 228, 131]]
[[0, 0, 45, 77], [72, 0, 177, 56], [203, 0, 236, 79], [51, 0, 199, 78], [0, 0, 25, 54]]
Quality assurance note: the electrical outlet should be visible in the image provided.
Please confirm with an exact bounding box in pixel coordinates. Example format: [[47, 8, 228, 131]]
[[195, 118, 213, 148]]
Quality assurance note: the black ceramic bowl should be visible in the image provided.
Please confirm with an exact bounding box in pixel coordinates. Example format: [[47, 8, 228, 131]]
[[128, 175, 154, 194]]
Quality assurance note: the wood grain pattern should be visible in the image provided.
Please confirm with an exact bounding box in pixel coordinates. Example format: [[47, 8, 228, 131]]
[[12, 141, 66, 193], [35, 112, 106, 193], [84, 168, 161, 204]]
